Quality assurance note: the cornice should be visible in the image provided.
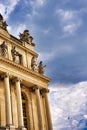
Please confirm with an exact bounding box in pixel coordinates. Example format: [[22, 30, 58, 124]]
[[0, 56, 51, 83], [0, 32, 38, 57]]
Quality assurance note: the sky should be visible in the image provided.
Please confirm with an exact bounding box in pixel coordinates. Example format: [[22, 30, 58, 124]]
[[0, 0, 87, 129]]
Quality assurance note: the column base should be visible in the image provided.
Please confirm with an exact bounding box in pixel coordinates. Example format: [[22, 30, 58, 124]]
[[0, 125, 16, 130], [6, 125, 16, 130], [17, 126, 27, 130]]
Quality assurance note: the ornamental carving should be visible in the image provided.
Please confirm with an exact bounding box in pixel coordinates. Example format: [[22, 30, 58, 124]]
[[0, 41, 8, 57], [38, 61, 46, 74]]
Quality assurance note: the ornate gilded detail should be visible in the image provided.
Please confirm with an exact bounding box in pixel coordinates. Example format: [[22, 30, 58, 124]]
[[38, 61, 46, 74], [0, 41, 8, 57], [0, 14, 8, 30]]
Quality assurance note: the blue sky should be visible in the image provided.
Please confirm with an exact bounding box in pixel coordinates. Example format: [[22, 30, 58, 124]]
[[0, 0, 87, 129]]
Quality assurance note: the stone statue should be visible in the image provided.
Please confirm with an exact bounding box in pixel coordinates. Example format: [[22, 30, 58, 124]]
[[11, 46, 22, 64], [0, 41, 7, 57], [31, 57, 37, 71], [0, 14, 3, 21], [3, 21, 8, 30], [38, 61, 46, 74], [19, 30, 30, 44], [0, 14, 8, 30], [11, 46, 18, 61]]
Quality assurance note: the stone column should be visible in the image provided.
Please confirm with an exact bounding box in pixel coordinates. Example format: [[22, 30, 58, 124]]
[[15, 78, 25, 129], [4, 73, 12, 126], [44, 90, 53, 130], [35, 87, 44, 130]]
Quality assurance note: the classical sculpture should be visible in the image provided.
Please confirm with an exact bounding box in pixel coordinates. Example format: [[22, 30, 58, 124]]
[[0, 41, 7, 57], [38, 61, 46, 74], [0, 14, 3, 21], [11, 46, 22, 64], [31, 57, 37, 71], [19, 30, 34, 45], [11, 46, 17, 61], [3, 21, 8, 30], [19, 30, 30, 44], [0, 14, 8, 30]]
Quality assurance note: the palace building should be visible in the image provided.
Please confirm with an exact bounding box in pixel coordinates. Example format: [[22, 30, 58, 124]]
[[0, 14, 53, 130]]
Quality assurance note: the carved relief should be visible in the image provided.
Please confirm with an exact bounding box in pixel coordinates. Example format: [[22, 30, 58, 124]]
[[38, 61, 46, 74], [0, 41, 8, 57]]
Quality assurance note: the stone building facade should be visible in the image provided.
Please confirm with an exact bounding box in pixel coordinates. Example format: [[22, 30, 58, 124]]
[[0, 14, 53, 130]]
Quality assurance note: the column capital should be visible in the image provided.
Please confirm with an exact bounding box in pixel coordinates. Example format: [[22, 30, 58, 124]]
[[29, 85, 38, 92], [1, 72, 9, 78], [40, 88, 49, 94], [12, 77, 22, 83]]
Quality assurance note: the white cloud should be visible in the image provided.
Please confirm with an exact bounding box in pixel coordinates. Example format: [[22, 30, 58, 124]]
[[0, 0, 20, 19], [63, 22, 81, 34], [8, 24, 26, 37], [0, 4, 6, 15], [43, 28, 51, 35], [27, 0, 46, 19], [30, 0, 45, 7], [36, 0, 45, 6], [49, 82, 87, 129], [56, 9, 75, 21], [56, 9, 82, 35]]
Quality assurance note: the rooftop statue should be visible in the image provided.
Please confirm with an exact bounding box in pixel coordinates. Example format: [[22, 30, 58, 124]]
[[0, 14, 3, 21], [0, 14, 8, 30], [19, 30, 30, 44], [19, 30, 34, 45], [38, 61, 46, 74]]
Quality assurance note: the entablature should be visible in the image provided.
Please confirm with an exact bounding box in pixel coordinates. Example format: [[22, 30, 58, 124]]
[[0, 56, 51, 88]]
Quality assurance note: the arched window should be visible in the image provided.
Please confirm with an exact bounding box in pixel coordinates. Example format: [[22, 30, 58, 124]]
[[21, 93, 28, 129]]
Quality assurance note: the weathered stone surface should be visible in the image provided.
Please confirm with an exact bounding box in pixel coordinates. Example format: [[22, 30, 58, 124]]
[[0, 14, 53, 130]]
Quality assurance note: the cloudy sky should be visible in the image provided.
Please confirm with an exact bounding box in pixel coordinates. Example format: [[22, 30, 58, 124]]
[[0, 0, 87, 129]]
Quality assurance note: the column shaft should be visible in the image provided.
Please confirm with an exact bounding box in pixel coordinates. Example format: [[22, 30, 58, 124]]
[[35, 88, 44, 130], [15, 79, 24, 128], [44, 92, 53, 130], [4, 74, 12, 126]]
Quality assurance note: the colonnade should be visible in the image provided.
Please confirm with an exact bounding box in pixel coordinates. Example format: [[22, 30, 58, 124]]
[[3, 73, 53, 130]]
